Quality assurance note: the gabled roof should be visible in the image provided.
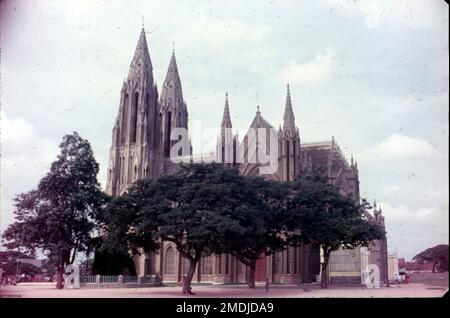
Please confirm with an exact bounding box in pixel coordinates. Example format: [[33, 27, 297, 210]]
[[249, 107, 273, 130]]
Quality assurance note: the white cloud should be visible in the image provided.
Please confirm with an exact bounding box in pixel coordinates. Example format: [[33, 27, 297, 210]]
[[358, 133, 439, 163], [281, 48, 335, 85], [1, 112, 56, 160], [376, 202, 410, 221], [378, 201, 448, 259], [377, 134, 437, 158], [329, 0, 446, 30], [0, 111, 58, 232], [382, 184, 401, 194], [378, 201, 443, 222]]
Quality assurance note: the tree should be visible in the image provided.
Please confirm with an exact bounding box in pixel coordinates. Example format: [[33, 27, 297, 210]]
[[104, 163, 240, 294], [0, 251, 42, 277], [218, 176, 290, 288], [413, 244, 449, 272], [287, 173, 385, 288], [2, 132, 108, 289], [102, 181, 160, 257]]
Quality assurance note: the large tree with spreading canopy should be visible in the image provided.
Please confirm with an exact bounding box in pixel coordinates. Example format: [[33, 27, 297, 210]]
[[2, 132, 108, 289]]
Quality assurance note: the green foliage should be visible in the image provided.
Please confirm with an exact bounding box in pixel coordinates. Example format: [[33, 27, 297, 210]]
[[287, 172, 385, 286], [104, 165, 386, 289], [215, 176, 291, 287], [104, 163, 291, 289], [2, 132, 108, 288], [288, 173, 385, 252], [0, 251, 42, 276], [104, 164, 244, 258]]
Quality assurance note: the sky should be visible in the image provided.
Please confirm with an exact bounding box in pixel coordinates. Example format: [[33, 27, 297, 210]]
[[0, 0, 448, 260]]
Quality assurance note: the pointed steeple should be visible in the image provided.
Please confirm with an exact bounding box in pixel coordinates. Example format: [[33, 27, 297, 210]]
[[159, 49, 186, 112], [283, 84, 296, 132], [130, 28, 153, 73], [221, 92, 232, 129], [164, 49, 181, 84]]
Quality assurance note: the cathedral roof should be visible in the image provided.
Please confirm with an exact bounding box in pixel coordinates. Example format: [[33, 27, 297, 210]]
[[249, 106, 273, 129], [301, 138, 350, 171]]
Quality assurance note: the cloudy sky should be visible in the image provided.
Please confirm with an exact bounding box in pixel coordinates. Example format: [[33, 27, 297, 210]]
[[1, 0, 448, 260]]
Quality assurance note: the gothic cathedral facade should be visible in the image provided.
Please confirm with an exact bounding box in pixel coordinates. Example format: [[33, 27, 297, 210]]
[[106, 28, 388, 285]]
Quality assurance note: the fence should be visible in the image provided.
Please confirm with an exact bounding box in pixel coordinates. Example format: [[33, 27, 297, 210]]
[[78, 274, 162, 287], [80, 275, 96, 283]]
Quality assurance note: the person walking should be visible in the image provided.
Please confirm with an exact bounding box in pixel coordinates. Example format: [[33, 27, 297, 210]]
[[265, 278, 270, 292]]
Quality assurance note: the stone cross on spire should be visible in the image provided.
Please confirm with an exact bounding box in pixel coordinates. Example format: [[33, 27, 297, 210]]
[[283, 84, 296, 132]]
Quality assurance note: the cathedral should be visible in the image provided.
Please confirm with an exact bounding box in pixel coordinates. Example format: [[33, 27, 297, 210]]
[[106, 28, 388, 285]]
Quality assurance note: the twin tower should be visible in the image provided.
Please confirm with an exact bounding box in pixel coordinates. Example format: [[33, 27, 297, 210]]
[[106, 28, 305, 196], [106, 28, 188, 196]]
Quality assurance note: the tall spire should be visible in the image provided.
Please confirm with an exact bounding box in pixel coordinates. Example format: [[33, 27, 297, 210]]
[[164, 49, 180, 83], [160, 49, 184, 109], [221, 92, 232, 129], [130, 28, 152, 72], [283, 84, 296, 132]]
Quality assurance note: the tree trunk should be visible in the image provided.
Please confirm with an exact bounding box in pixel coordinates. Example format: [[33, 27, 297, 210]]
[[247, 259, 257, 289], [320, 252, 331, 289], [182, 259, 198, 295], [56, 265, 64, 289]]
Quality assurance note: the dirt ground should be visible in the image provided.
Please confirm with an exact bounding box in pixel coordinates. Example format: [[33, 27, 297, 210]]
[[0, 281, 447, 298]]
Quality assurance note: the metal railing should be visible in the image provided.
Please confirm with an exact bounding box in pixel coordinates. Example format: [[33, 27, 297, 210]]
[[79, 274, 161, 285], [80, 275, 96, 283], [100, 275, 119, 283]]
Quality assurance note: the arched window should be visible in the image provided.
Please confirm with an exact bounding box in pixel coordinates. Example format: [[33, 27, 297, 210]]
[[146, 93, 150, 109], [130, 92, 139, 142], [121, 157, 125, 184], [201, 256, 213, 275], [128, 155, 133, 183], [164, 111, 172, 157], [286, 141, 290, 181], [164, 247, 175, 275], [121, 94, 129, 144], [293, 141, 297, 176]]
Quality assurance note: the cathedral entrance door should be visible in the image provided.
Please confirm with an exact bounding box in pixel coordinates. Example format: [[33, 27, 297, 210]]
[[255, 256, 267, 282]]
